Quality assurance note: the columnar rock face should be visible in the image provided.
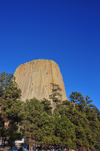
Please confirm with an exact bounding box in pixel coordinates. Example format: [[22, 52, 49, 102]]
[[14, 59, 67, 105]]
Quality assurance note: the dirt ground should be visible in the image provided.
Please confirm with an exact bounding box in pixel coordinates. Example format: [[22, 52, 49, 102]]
[[0, 146, 12, 151]]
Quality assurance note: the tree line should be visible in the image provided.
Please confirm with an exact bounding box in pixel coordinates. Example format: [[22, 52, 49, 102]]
[[0, 72, 100, 151]]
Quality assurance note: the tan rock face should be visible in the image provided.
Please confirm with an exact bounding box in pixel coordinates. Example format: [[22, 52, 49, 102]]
[[14, 59, 67, 105]]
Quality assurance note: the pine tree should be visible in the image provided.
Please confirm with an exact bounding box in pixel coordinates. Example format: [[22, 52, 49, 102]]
[[84, 96, 100, 151], [55, 113, 76, 148], [49, 83, 62, 113], [22, 98, 41, 151], [69, 92, 100, 150], [0, 72, 23, 144], [41, 98, 52, 116], [68, 92, 89, 150], [23, 97, 54, 151]]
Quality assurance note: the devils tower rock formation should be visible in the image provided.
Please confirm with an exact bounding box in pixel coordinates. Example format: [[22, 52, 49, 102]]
[[14, 59, 67, 105]]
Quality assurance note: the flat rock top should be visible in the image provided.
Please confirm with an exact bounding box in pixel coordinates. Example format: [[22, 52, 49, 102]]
[[14, 59, 67, 105]]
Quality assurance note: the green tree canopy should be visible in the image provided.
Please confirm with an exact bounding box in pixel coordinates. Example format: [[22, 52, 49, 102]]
[[0, 72, 24, 143]]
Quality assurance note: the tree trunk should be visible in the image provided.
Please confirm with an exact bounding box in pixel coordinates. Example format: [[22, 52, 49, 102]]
[[31, 145, 33, 151], [29, 143, 31, 151], [29, 141, 33, 151], [29, 140, 33, 151], [42, 145, 45, 151], [69, 148, 71, 151], [79, 147, 81, 151], [88, 148, 91, 151], [87, 139, 91, 151]]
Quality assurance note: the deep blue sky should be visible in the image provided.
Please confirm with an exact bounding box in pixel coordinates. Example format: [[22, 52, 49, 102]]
[[0, 0, 100, 109]]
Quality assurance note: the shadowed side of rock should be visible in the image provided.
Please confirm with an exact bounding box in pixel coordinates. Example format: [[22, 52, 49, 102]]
[[14, 59, 67, 107]]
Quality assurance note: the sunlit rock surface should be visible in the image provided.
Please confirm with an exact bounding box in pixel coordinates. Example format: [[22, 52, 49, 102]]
[[14, 59, 67, 106]]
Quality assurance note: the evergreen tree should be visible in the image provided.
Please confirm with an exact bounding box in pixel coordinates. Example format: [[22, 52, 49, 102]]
[[36, 111, 54, 148], [49, 83, 62, 113], [84, 102, 99, 150], [69, 92, 100, 150], [62, 99, 88, 150], [23, 97, 53, 151], [55, 113, 76, 148], [0, 72, 23, 144], [22, 98, 41, 151], [41, 98, 52, 116]]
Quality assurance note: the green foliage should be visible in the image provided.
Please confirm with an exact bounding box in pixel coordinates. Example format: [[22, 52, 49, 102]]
[[0, 74, 100, 151], [22, 98, 54, 150], [49, 83, 62, 114], [49, 83, 62, 104], [41, 98, 52, 116], [55, 113, 76, 148], [69, 91, 100, 150], [0, 72, 24, 142]]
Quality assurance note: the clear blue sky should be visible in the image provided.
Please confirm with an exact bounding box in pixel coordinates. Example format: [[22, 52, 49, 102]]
[[0, 0, 100, 109]]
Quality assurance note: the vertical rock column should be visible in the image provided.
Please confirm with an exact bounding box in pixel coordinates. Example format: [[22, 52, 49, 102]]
[[14, 59, 67, 107]]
